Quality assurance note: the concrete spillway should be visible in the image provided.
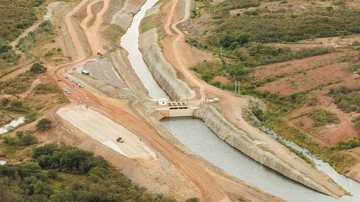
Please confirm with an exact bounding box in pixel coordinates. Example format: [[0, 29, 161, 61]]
[[120, 0, 360, 201]]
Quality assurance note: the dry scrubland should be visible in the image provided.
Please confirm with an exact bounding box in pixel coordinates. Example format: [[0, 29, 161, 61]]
[[0, 0, 43, 72], [187, 0, 360, 177], [0, 63, 67, 126], [2, 0, 360, 201], [0, 136, 175, 202], [0, 1, 177, 201]]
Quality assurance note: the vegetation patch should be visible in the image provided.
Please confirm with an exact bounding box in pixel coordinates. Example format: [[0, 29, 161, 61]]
[[0, 65, 67, 125], [204, 1, 360, 44], [30, 63, 47, 74], [188, 0, 358, 86], [101, 24, 124, 48], [0, 42, 19, 66], [353, 116, 360, 135], [0, 0, 45, 68], [331, 139, 360, 151], [0, 143, 175, 202], [0, 68, 40, 95], [34, 83, 60, 94], [36, 118, 52, 131], [3, 131, 37, 147], [307, 109, 340, 127], [268, 118, 356, 173], [268, 118, 320, 152], [329, 87, 360, 113], [140, 14, 160, 33], [191, 43, 334, 84], [0, 0, 44, 43], [188, 0, 360, 174], [17, 20, 54, 53]]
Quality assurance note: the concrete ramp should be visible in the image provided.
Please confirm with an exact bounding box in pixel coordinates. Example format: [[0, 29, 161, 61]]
[[57, 105, 156, 160]]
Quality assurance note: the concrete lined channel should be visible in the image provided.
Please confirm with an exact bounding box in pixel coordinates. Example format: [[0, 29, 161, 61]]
[[120, 0, 360, 201]]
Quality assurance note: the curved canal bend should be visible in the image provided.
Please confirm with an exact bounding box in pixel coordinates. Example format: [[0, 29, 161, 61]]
[[120, 0, 360, 201]]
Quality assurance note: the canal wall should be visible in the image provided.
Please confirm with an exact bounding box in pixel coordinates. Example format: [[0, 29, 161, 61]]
[[111, 0, 146, 31], [139, 28, 196, 100], [137, 0, 346, 199], [194, 103, 343, 197]]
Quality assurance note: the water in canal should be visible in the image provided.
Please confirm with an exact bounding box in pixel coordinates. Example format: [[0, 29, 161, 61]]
[[121, 0, 360, 201]]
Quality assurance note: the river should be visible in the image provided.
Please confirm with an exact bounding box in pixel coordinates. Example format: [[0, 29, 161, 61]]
[[120, 0, 360, 201]]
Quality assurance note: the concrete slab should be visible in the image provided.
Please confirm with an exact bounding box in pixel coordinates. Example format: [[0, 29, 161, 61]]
[[57, 105, 156, 160], [83, 59, 127, 88]]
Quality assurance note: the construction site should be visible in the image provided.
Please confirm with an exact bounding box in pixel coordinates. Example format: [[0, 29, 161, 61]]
[[1, 0, 360, 202]]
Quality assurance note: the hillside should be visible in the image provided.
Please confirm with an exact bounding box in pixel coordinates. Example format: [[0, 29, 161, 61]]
[[186, 0, 360, 176], [0, 136, 174, 202], [0, 0, 45, 69], [0, 1, 175, 201]]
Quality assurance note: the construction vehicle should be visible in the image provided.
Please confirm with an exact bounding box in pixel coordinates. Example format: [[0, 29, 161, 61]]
[[116, 137, 124, 143]]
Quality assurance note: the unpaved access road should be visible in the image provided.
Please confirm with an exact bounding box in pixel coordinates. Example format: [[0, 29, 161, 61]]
[[160, 0, 346, 197], [49, 0, 232, 201]]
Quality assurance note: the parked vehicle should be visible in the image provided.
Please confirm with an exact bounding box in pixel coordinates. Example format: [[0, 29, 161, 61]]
[[76, 82, 84, 88], [81, 69, 90, 75], [63, 88, 72, 94]]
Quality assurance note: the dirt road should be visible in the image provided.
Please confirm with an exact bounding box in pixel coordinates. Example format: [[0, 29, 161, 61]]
[[160, 0, 346, 197], [49, 0, 232, 201], [80, 0, 109, 56], [164, 0, 206, 103]]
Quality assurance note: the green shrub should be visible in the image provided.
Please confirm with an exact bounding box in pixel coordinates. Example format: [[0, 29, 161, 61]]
[[10, 100, 23, 108], [208, 7, 360, 44], [47, 169, 58, 179], [331, 139, 360, 151], [186, 198, 200, 202], [25, 111, 38, 123], [352, 116, 360, 134], [3, 131, 38, 146], [33, 144, 109, 175], [0, 97, 9, 108], [0, 0, 44, 42], [36, 119, 52, 131], [17, 20, 54, 53], [329, 87, 360, 113], [30, 63, 47, 74], [307, 109, 340, 127], [0, 144, 176, 202]]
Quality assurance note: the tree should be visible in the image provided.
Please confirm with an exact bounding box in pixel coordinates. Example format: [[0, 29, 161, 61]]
[[30, 63, 47, 74], [10, 100, 22, 108], [47, 170, 58, 179], [0, 98, 9, 107], [4, 131, 37, 146], [36, 119, 52, 131], [20, 132, 38, 146]]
